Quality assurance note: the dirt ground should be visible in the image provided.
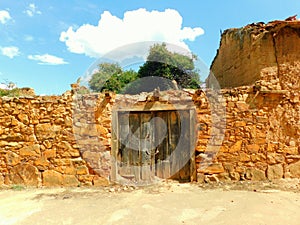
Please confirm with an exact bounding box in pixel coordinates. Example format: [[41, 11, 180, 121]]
[[0, 179, 300, 225]]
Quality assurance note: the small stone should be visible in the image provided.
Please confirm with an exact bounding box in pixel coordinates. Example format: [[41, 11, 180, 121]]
[[235, 121, 246, 127], [76, 165, 89, 175], [236, 101, 249, 111], [17, 114, 29, 125], [197, 173, 205, 183], [229, 172, 240, 181], [43, 140, 52, 149], [285, 147, 299, 155], [5, 151, 20, 166]]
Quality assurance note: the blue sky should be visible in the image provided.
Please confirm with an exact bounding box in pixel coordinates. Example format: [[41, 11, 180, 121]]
[[0, 0, 299, 95]]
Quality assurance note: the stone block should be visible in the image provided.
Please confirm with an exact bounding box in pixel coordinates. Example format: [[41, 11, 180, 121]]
[[34, 157, 50, 171], [62, 175, 80, 187], [43, 149, 56, 159], [201, 163, 224, 175], [35, 123, 61, 141], [245, 168, 266, 181], [245, 144, 260, 153], [19, 144, 40, 157], [5, 151, 20, 166], [284, 147, 299, 155], [229, 140, 242, 153], [286, 161, 300, 178], [56, 141, 80, 157], [10, 164, 39, 186], [267, 164, 283, 180], [93, 176, 109, 186], [217, 172, 231, 182], [42, 170, 63, 186], [239, 152, 251, 162], [17, 114, 29, 125], [76, 165, 89, 175]]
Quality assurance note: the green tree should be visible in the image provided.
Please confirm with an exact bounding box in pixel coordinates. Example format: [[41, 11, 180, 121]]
[[89, 43, 201, 94], [89, 63, 138, 93], [138, 43, 200, 90]]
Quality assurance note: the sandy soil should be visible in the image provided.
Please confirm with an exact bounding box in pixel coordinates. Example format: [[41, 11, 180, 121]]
[[0, 179, 300, 225]]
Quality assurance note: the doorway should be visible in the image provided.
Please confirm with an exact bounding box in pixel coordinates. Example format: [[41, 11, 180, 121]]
[[111, 109, 197, 184]]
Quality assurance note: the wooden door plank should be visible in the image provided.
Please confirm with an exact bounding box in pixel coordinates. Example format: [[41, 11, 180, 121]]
[[155, 111, 168, 178], [170, 111, 180, 179], [178, 110, 190, 182], [130, 112, 141, 182], [119, 112, 131, 176], [150, 112, 156, 180], [140, 112, 152, 181]]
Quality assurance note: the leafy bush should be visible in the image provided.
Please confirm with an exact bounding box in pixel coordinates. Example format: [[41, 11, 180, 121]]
[[0, 88, 20, 97]]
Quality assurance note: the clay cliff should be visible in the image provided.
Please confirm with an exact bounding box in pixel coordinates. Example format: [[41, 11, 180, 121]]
[[208, 19, 300, 90]]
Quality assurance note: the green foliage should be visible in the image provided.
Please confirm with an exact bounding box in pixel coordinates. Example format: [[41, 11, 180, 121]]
[[89, 43, 201, 94], [138, 43, 201, 89], [89, 63, 138, 93], [89, 63, 123, 92], [0, 88, 20, 97]]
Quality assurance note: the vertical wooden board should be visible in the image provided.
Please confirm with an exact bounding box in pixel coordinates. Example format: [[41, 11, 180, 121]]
[[110, 111, 118, 182], [140, 112, 152, 181], [150, 112, 156, 180], [119, 112, 131, 176], [178, 110, 190, 182], [155, 111, 168, 178], [155, 111, 167, 161], [129, 112, 140, 181], [169, 111, 180, 179]]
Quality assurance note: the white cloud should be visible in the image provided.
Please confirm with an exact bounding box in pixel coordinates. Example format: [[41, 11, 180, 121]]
[[60, 8, 204, 58], [24, 3, 41, 17], [0, 10, 11, 24], [24, 35, 34, 41], [28, 54, 68, 65], [0, 46, 20, 58]]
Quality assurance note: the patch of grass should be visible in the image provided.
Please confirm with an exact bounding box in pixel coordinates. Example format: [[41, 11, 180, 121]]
[[11, 184, 25, 191]]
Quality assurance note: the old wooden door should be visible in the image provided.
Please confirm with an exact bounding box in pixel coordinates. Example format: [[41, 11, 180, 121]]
[[112, 109, 196, 184]]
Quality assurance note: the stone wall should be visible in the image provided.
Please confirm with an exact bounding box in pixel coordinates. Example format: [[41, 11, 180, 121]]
[[0, 91, 113, 187], [194, 86, 300, 182], [0, 85, 299, 186]]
